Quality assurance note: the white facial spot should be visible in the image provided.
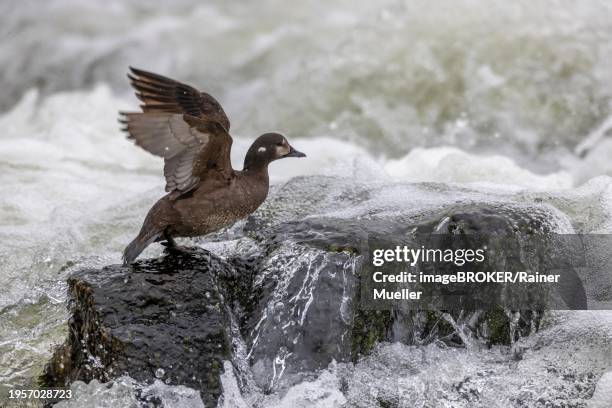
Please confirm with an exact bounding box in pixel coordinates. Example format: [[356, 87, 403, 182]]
[[258, 147, 266, 153], [276, 144, 290, 156]]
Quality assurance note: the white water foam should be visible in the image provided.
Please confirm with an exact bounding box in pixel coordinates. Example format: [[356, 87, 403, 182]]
[[217, 311, 612, 407], [53, 376, 205, 408], [0, 85, 611, 405], [1, 1, 612, 405], [4, 0, 612, 163]]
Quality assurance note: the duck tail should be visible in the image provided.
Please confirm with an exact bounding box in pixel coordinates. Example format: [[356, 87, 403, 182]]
[[122, 229, 161, 266]]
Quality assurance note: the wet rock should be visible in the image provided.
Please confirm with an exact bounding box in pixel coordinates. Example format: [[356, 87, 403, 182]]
[[239, 191, 570, 390], [41, 248, 234, 407], [43, 177, 580, 399]]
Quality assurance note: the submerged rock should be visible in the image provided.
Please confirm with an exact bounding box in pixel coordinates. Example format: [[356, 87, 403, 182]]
[[43, 177, 583, 401]]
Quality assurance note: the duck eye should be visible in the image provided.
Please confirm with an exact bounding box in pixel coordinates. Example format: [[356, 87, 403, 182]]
[[276, 142, 284, 147]]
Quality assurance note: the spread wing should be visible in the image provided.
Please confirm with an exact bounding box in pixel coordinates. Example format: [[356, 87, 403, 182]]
[[127, 67, 230, 131], [120, 68, 234, 198], [120, 112, 233, 198]]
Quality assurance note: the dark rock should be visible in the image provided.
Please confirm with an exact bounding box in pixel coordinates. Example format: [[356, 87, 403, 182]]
[[43, 177, 578, 399], [41, 248, 234, 407], [238, 198, 563, 390]]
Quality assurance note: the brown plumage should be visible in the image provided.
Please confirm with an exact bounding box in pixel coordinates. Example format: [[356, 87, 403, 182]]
[[121, 67, 305, 264]]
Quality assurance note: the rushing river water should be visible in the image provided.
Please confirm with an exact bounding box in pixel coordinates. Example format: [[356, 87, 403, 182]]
[[1, 0, 612, 406]]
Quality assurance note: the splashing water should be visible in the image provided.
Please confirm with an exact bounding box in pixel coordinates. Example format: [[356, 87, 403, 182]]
[[1, 1, 612, 407]]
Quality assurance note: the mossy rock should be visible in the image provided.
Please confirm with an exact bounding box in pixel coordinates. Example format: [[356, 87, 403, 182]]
[[41, 248, 234, 407]]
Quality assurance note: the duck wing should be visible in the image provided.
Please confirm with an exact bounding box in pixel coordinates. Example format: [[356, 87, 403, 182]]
[[120, 112, 233, 198], [120, 68, 234, 199], [126, 67, 230, 130]]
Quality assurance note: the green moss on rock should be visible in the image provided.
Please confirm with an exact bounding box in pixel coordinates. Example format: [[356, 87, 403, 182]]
[[483, 308, 512, 345], [351, 309, 393, 360]]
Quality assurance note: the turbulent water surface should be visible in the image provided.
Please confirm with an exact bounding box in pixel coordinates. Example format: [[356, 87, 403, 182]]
[[1, 0, 612, 407]]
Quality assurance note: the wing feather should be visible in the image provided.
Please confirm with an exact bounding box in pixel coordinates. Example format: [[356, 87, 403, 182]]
[[127, 67, 230, 130], [121, 111, 230, 197], [120, 68, 234, 198]]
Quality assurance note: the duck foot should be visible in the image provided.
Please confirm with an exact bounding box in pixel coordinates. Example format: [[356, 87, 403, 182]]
[[161, 242, 188, 257], [161, 231, 177, 248]]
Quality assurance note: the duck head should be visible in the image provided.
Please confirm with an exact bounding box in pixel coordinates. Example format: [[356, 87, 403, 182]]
[[244, 133, 305, 170]]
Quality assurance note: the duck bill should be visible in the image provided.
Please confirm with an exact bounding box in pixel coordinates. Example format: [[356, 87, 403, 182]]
[[285, 146, 306, 158]]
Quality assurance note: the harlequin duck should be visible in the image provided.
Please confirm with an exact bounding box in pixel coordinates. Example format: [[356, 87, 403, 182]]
[[120, 67, 305, 264]]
